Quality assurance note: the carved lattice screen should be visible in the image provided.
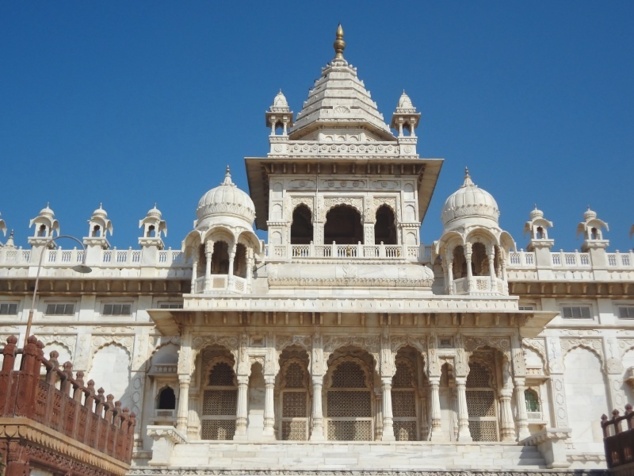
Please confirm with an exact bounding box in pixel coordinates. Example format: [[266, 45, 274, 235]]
[[392, 362, 418, 441], [326, 361, 373, 440], [466, 361, 498, 441], [280, 362, 309, 440], [201, 362, 237, 440]]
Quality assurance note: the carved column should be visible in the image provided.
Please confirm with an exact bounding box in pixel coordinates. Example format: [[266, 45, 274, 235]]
[[234, 374, 249, 439], [379, 333, 396, 441], [310, 334, 326, 441], [445, 252, 454, 294], [429, 376, 442, 441], [176, 375, 190, 433], [313, 223, 324, 246], [204, 240, 213, 292], [514, 377, 530, 440], [191, 256, 198, 293], [228, 246, 236, 278], [176, 333, 192, 433], [455, 377, 472, 441], [604, 335, 626, 412], [262, 375, 275, 437], [381, 377, 395, 441], [499, 386, 516, 441], [465, 243, 473, 292]]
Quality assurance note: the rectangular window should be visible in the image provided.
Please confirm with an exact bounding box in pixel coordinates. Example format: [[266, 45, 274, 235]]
[[562, 306, 592, 319], [519, 305, 535, 311], [103, 303, 132, 316], [619, 306, 634, 319], [0, 303, 18, 315], [158, 302, 183, 309], [45, 303, 75, 316]]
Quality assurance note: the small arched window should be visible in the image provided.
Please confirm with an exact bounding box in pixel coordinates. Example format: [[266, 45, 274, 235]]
[[38, 224, 47, 237], [374, 205, 397, 245], [157, 386, 176, 410], [536, 226, 544, 239], [290, 205, 313, 245], [524, 388, 540, 414], [92, 225, 100, 237]]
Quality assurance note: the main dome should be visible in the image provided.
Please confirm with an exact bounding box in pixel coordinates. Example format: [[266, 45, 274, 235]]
[[196, 167, 256, 228], [441, 169, 500, 230]]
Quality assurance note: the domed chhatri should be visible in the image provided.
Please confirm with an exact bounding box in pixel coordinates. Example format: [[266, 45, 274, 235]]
[[196, 166, 256, 228], [441, 168, 500, 230]]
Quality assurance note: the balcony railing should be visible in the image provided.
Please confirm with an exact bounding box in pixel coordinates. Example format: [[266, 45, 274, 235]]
[[451, 276, 507, 295], [265, 243, 426, 262], [0, 335, 135, 475], [602, 404, 634, 470], [193, 274, 248, 294]]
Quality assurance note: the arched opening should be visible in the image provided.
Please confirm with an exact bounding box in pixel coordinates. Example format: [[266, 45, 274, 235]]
[[374, 205, 397, 245], [148, 225, 156, 237], [452, 246, 467, 279], [277, 346, 310, 440], [524, 388, 540, 417], [471, 242, 487, 276], [324, 205, 363, 245], [38, 224, 47, 237], [197, 244, 206, 278], [591, 227, 599, 240], [393, 346, 426, 440], [466, 350, 499, 442], [201, 350, 237, 440], [211, 241, 230, 274], [536, 226, 544, 239], [92, 225, 100, 237], [290, 204, 313, 245], [233, 243, 247, 278], [325, 347, 376, 441], [157, 386, 176, 410]]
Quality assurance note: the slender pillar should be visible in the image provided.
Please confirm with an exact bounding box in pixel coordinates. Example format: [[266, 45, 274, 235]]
[[465, 244, 473, 293], [429, 377, 443, 441], [381, 377, 395, 441], [191, 258, 198, 293], [445, 253, 454, 294], [228, 245, 236, 277], [499, 387, 516, 441], [456, 377, 472, 441], [310, 376, 325, 440], [514, 377, 530, 441], [263, 376, 275, 437], [234, 375, 249, 439], [204, 241, 213, 292], [176, 375, 190, 432]]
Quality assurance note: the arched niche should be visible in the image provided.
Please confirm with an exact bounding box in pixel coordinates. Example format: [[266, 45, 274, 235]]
[[324, 204, 363, 245]]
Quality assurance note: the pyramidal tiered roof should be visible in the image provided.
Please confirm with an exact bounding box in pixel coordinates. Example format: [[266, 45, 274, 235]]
[[289, 25, 394, 141]]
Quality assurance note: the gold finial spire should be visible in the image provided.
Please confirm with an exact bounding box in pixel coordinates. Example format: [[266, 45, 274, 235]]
[[333, 24, 345, 60]]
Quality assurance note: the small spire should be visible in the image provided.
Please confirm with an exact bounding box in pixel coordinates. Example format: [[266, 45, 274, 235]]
[[333, 24, 345, 60], [5, 230, 15, 248], [222, 165, 235, 187], [462, 167, 474, 187]]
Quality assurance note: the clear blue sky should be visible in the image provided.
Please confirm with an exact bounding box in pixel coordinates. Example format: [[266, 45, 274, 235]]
[[1, 2, 632, 252]]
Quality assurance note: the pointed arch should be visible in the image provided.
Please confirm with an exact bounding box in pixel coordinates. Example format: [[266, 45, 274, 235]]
[[374, 204, 397, 245], [291, 204, 314, 245]]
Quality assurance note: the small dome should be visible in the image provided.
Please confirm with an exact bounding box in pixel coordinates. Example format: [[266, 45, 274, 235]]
[[196, 167, 256, 228], [584, 207, 597, 221], [441, 169, 500, 230], [92, 204, 107, 218], [146, 204, 162, 219], [529, 206, 544, 220], [269, 90, 290, 112], [398, 92, 413, 109], [39, 204, 55, 218]]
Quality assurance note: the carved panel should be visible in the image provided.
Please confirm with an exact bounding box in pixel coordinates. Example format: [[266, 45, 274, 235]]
[[463, 336, 510, 353], [389, 335, 426, 354], [275, 335, 310, 352], [560, 337, 604, 365]]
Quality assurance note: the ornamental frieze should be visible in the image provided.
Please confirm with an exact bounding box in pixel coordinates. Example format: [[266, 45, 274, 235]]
[[192, 335, 238, 352], [323, 335, 380, 354], [275, 334, 310, 352], [559, 337, 604, 363], [464, 336, 510, 353], [389, 335, 426, 354]]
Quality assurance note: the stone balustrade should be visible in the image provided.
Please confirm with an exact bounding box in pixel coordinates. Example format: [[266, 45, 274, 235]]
[[0, 335, 135, 475], [265, 243, 429, 262]]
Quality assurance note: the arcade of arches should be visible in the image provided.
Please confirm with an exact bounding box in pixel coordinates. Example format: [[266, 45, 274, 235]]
[[290, 203, 398, 245], [177, 340, 525, 443]]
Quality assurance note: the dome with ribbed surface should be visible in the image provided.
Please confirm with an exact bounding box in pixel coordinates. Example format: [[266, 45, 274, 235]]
[[196, 167, 256, 228], [441, 169, 500, 230]]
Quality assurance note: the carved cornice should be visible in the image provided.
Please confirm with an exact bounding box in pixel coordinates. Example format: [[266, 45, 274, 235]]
[[0, 418, 130, 476]]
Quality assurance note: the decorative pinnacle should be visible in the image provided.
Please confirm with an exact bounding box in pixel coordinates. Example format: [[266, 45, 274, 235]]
[[462, 167, 474, 187], [333, 24, 345, 60], [222, 165, 235, 187]]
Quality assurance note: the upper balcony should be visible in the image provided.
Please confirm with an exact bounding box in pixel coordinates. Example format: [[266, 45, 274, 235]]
[[264, 242, 431, 263]]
